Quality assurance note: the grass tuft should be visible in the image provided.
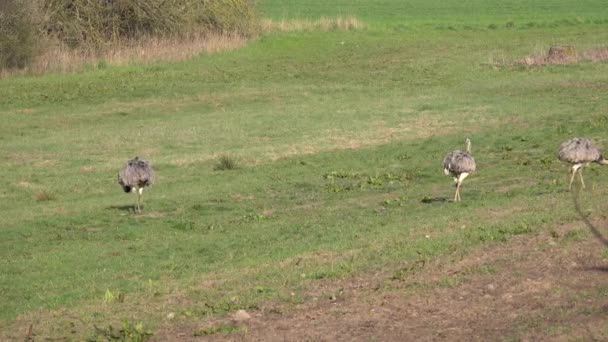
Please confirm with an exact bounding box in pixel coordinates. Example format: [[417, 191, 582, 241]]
[[35, 190, 55, 202], [213, 155, 240, 171]]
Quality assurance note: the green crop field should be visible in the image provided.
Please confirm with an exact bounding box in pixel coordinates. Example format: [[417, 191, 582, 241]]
[[1, 0, 608, 340]]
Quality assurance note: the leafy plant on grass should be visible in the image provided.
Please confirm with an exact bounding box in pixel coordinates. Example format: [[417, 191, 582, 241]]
[[88, 321, 152, 342]]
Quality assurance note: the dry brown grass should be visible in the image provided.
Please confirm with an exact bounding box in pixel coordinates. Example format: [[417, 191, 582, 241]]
[[581, 47, 608, 62], [35, 190, 55, 202], [0, 32, 247, 77], [493, 46, 608, 67], [260, 16, 366, 33], [1, 16, 365, 78]]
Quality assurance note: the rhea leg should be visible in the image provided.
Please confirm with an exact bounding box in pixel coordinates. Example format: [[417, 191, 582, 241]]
[[455, 173, 469, 202], [569, 164, 582, 191], [578, 166, 586, 189], [138, 187, 144, 212], [452, 176, 460, 201], [132, 186, 141, 212], [135, 187, 144, 212]]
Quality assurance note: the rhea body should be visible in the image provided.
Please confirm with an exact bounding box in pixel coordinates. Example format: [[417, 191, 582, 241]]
[[118, 157, 155, 212], [443, 138, 476, 201], [557, 137, 608, 190]]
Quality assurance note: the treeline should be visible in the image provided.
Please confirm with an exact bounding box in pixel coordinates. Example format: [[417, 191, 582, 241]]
[[0, 0, 257, 69]]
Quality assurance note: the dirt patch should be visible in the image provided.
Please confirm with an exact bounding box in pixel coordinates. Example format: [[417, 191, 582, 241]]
[[152, 220, 608, 341]]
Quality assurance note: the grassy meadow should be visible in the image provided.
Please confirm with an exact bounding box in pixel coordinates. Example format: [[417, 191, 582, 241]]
[[1, 0, 608, 339]]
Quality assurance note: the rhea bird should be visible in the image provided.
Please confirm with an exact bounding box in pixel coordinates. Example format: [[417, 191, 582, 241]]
[[558, 137, 608, 190], [118, 157, 155, 212], [443, 138, 476, 202]]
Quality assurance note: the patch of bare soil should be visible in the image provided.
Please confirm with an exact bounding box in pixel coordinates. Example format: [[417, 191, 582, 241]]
[[153, 221, 608, 341]]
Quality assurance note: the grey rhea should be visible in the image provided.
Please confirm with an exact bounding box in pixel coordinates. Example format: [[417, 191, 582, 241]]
[[443, 138, 476, 201], [118, 157, 155, 212], [557, 137, 608, 190]]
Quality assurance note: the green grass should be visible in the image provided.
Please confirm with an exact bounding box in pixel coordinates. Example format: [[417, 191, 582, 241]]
[[1, 0, 608, 339], [260, 0, 608, 27]]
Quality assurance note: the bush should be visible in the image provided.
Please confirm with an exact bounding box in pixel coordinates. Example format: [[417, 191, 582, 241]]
[[0, 0, 40, 69], [41, 0, 258, 48], [196, 0, 258, 36], [0, 0, 258, 70]]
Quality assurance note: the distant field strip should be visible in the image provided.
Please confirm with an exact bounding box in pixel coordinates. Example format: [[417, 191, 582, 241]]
[[261, 16, 366, 32]]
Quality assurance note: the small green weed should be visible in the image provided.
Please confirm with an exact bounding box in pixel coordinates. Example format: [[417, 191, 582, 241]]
[[103, 289, 125, 304], [323, 170, 409, 193], [193, 323, 241, 337], [391, 259, 426, 281], [255, 285, 273, 294], [171, 218, 197, 231], [463, 264, 497, 276], [323, 170, 359, 179], [563, 229, 586, 242], [438, 274, 466, 288], [239, 212, 269, 222], [473, 223, 533, 242], [88, 321, 152, 342], [539, 157, 554, 168], [382, 196, 408, 207]]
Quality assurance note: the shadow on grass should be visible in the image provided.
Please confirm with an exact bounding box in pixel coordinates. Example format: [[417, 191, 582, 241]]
[[583, 266, 608, 273], [571, 188, 608, 248], [421, 196, 451, 204], [107, 204, 136, 212]]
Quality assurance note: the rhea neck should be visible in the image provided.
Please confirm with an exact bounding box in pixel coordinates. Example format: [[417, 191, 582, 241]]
[[465, 139, 472, 154]]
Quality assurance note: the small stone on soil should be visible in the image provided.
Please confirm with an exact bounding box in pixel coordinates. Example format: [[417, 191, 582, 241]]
[[233, 309, 251, 322]]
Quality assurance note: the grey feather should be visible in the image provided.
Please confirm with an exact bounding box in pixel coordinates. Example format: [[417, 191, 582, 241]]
[[557, 137, 608, 191], [443, 137, 476, 176], [443, 150, 476, 175], [443, 138, 476, 201], [557, 137, 603, 164], [118, 157, 155, 192]]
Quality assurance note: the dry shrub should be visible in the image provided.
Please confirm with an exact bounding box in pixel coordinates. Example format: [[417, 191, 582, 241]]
[[0, 0, 40, 69], [494, 45, 608, 67], [582, 47, 608, 62], [41, 0, 258, 48], [2, 32, 247, 76], [0, 0, 257, 73], [260, 16, 365, 33]]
